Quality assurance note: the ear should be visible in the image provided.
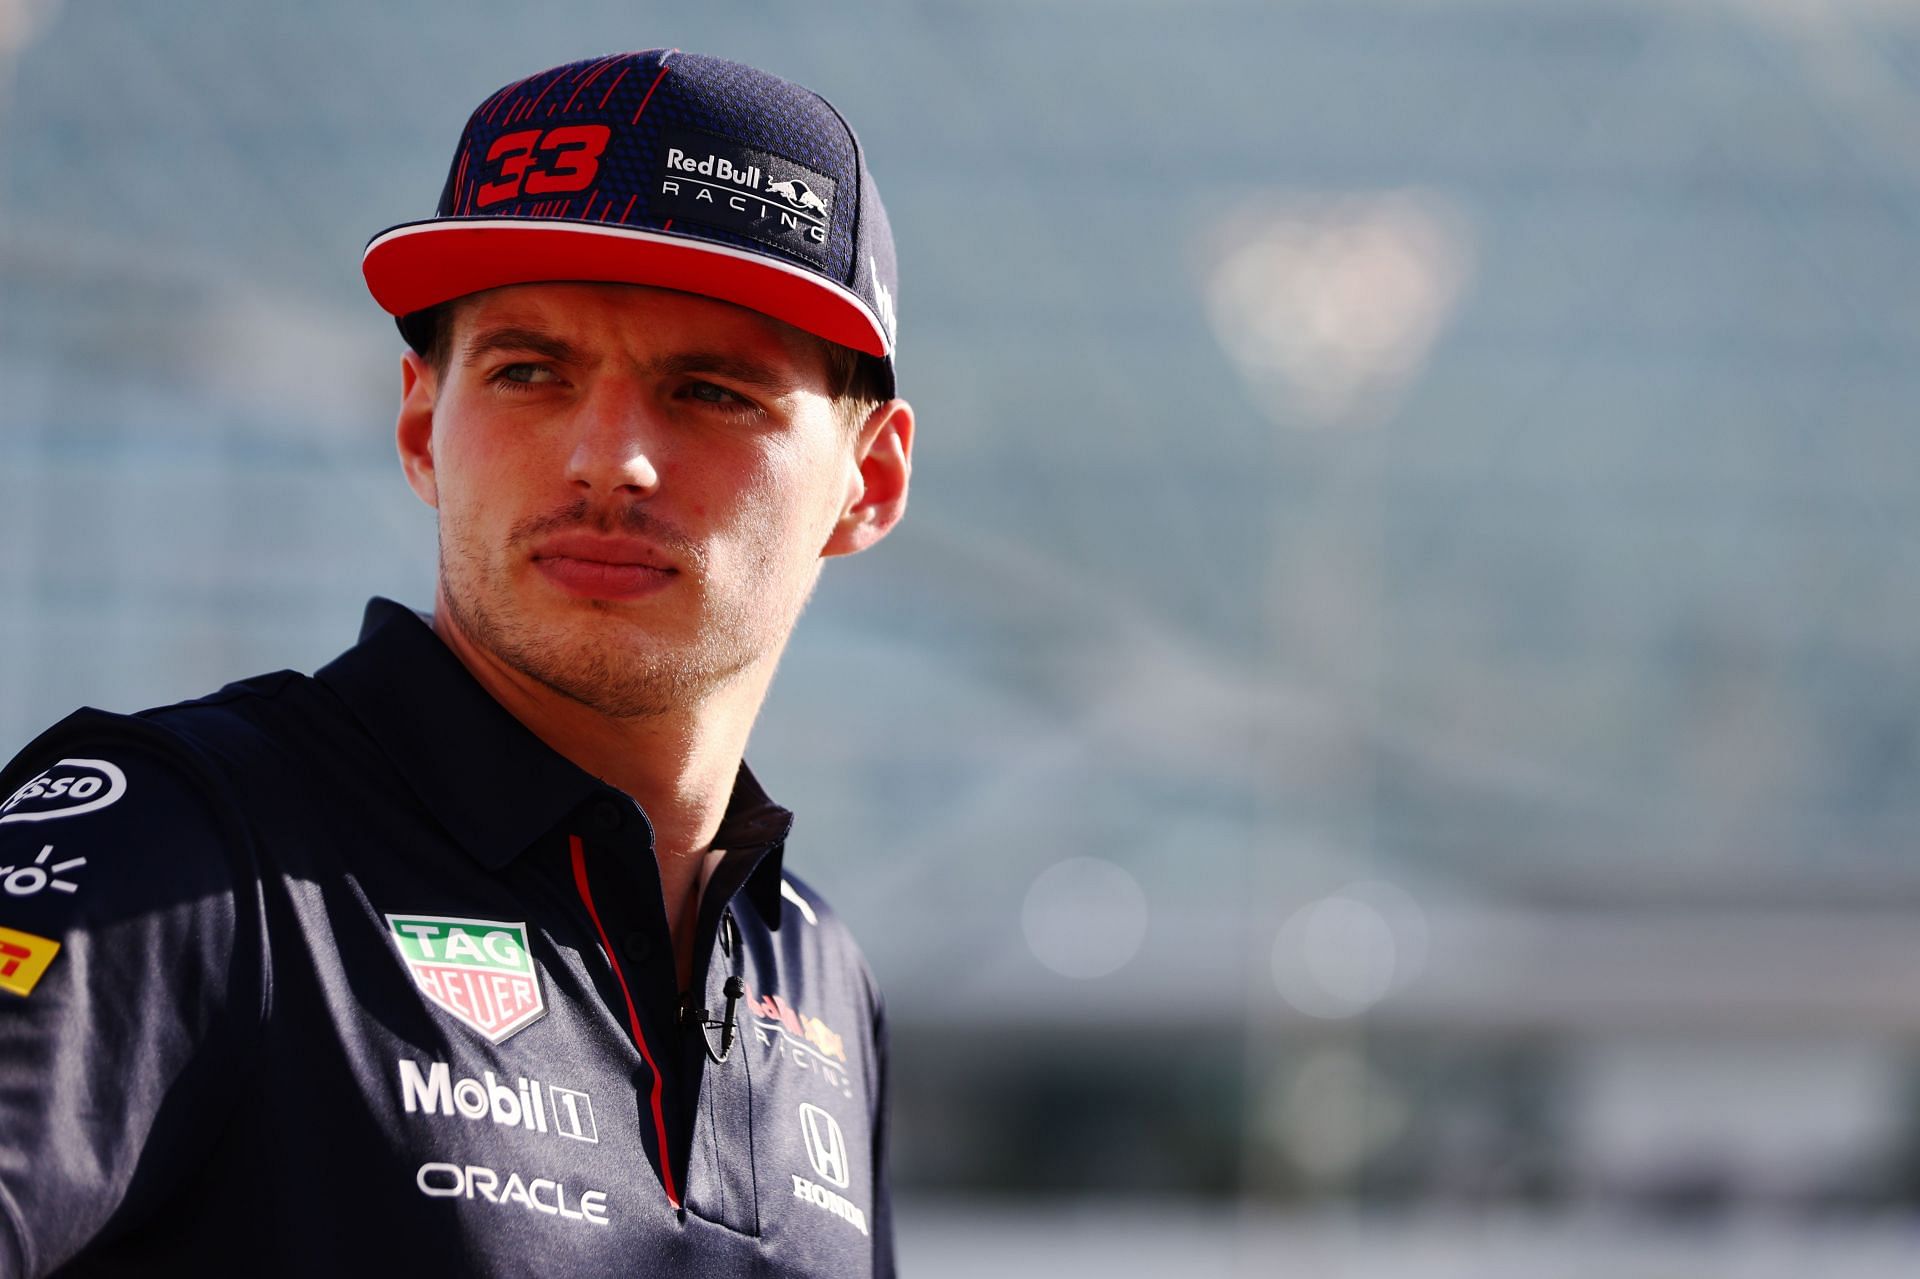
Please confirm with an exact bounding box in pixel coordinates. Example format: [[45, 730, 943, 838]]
[[396, 349, 441, 510], [822, 398, 914, 559]]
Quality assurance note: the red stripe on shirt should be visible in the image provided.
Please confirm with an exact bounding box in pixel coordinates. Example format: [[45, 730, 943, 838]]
[[569, 834, 681, 1209]]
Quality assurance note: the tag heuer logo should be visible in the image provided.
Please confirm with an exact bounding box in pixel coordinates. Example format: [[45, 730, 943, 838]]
[[386, 915, 546, 1043]]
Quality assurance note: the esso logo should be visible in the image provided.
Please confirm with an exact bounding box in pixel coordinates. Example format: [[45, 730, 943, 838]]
[[0, 759, 127, 825]]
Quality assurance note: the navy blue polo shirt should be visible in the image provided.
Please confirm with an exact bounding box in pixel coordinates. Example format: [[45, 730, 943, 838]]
[[0, 598, 892, 1277]]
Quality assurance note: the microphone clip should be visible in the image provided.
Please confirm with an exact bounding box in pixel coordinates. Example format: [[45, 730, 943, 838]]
[[684, 975, 747, 1065]]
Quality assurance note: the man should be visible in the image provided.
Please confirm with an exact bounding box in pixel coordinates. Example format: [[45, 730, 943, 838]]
[[0, 49, 910, 1277]]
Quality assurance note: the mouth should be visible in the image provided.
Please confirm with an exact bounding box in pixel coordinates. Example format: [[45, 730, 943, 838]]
[[530, 533, 679, 602]]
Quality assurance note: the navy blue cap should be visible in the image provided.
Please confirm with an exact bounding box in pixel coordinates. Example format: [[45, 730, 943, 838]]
[[364, 50, 898, 393]]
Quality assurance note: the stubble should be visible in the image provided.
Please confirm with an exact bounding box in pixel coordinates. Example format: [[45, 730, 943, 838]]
[[437, 498, 814, 720]]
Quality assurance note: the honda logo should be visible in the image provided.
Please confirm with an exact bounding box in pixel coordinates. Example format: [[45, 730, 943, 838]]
[[798, 1103, 850, 1190]]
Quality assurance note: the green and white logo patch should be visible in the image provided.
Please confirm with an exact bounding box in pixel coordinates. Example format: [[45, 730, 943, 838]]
[[386, 915, 545, 1043]]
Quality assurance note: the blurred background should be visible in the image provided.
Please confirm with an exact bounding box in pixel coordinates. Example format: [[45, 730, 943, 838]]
[[5, 0, 1920, 1274]]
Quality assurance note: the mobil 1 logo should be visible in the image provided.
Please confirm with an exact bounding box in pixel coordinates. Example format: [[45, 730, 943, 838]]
[[655, 124, 836, 265], [399, 1059, 597, 1143]]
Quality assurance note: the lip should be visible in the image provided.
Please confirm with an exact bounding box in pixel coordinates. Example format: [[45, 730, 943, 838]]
[[530, 533, 679, 601]]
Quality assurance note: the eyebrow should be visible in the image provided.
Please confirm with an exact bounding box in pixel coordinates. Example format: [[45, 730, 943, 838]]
[[458, 326, 817, 394], [643, 352, 804, 395], [459, 326, 586, 367]]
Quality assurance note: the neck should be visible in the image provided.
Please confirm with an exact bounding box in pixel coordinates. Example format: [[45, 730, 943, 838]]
[[429, 589, 778, 985]]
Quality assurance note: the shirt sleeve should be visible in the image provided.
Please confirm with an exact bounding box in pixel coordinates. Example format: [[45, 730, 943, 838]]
[[0, 719, 259, 1278]]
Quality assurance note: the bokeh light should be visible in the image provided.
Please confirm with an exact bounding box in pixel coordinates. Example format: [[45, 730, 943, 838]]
[[1021, 856, 1150, 981], [1273, 880, 1430, 1019]]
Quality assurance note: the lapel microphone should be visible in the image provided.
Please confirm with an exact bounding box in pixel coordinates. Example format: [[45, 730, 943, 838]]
[[683, 911, 747, 1064]]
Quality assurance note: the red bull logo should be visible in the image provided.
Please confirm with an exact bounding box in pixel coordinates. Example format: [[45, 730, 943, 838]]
[[766, 178, 830, 219], [746, 985, 847, 1063], [654, 124, 836, 256]]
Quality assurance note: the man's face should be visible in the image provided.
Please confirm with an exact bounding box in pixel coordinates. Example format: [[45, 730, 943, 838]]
[[397, 281, 894, 718]]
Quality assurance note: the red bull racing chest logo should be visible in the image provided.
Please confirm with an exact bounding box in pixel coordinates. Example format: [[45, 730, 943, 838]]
[[747, 985, 847, 1063], [387, 915, 545, 1043]]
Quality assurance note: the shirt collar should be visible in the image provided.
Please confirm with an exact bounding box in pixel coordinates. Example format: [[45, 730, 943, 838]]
[[315, 598, 793, 924]]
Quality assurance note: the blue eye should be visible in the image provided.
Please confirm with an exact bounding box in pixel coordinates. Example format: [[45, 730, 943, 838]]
[[681, 381, 763, 414], [498, 364, 555, 385]]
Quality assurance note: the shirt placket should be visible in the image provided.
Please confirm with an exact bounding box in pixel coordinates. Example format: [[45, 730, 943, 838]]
[[679, 892, 764, 1235], [561, 795, 688, 1211]]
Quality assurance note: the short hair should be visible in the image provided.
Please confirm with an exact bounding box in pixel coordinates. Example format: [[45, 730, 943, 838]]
[[411, 300, 889, 434], [820, 345, 891, 435]]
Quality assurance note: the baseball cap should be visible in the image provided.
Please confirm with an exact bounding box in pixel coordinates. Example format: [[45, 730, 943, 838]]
[[363, 49, 898, 394]]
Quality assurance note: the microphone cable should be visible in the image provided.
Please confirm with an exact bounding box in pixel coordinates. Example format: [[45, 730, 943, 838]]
[[682, 909, 746, 1065]]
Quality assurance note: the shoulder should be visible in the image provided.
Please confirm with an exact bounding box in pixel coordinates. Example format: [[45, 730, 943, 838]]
[[0, 666, 331, 832], [134, 668, 344, 778], [0, 708, 278, 1059], [1, 701, 249, 837], [0, 667, 329, 941]]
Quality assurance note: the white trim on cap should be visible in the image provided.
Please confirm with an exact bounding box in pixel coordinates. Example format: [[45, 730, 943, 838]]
[[362, 217, 893, 357]]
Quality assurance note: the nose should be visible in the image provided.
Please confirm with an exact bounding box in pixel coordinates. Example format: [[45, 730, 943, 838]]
[[566, 377, 661, 497]]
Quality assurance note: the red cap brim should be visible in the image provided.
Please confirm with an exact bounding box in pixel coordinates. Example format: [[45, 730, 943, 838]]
[[362, 219, 891, 358]]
